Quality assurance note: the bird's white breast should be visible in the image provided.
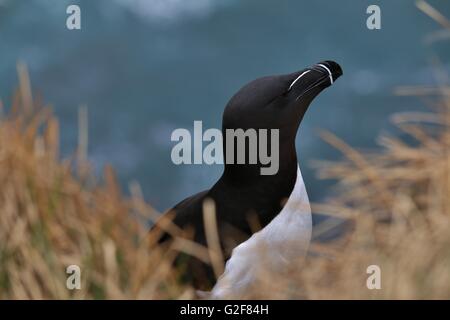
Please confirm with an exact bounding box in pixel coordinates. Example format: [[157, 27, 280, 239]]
[[209, 166, 312, 299]]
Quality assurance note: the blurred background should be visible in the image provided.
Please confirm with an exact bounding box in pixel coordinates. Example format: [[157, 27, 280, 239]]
[[0, 0, 449, 213]]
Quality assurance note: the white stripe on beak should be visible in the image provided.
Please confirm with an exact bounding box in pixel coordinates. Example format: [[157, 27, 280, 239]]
[[317, 63, 333, 84], [288, 70, 311, 91]]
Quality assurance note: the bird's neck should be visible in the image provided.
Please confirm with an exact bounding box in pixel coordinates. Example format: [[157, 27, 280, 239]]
[[221, 138, 298, 187]]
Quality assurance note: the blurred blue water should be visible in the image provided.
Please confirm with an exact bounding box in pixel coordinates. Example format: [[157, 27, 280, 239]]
[[0, 0, 449, 211]]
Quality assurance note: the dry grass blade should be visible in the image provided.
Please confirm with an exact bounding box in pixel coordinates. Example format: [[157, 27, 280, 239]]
[[202, 198, 225, 279], [319, 131, 393, 212], [416, 0, 450, 30], [17, 61, 33, 114]]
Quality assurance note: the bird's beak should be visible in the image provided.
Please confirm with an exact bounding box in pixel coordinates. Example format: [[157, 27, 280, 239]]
[[286, 60, 343, 100]]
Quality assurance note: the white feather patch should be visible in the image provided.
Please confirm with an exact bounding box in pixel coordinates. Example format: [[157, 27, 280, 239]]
[[210, 166, 312, 299]]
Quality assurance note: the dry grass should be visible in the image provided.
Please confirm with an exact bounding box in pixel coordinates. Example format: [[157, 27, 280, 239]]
[[300, 99, 450, 299], [0, 63, 201, 299]]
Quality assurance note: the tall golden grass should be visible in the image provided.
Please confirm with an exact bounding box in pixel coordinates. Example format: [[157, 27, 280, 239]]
[[299, 94, 450, 299], [1, 0, 449, 299], [0, 63, 201, 299]]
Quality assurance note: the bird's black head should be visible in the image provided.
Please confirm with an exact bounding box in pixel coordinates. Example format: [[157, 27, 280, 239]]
[[221, 61, 342, 180], [222, 60, 342, 135]]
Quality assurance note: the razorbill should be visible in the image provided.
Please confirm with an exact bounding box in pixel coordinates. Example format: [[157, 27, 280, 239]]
[[155, 61, 343, 291]]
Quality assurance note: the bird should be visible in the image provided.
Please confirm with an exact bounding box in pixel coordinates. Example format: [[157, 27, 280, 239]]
[[153, 61, 343, 293]]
